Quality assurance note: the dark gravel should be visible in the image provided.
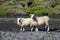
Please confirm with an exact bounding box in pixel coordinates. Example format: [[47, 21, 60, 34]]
[[0, 18, 60, 31]]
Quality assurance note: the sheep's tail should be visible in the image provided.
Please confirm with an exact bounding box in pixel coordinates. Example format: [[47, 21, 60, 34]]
[[17, 18, 22, 25], [44, 16, 50, 20]]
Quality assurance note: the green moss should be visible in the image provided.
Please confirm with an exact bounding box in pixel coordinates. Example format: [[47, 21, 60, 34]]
[[0, 5, 18, 16], [0, 0, 60, 16]]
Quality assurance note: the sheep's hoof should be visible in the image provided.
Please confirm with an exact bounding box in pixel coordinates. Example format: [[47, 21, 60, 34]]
[[47, 31, 50, 33], [35, 28, 38, 31], [31, 28, 33, 31], [23, 28, 25, 31], [35, 28, 38, 32], [35, 30, 39, 32], [47, 30, 50, 33], [31, 30, 32, 31], [20, 29, 22, 31], [23, 29, 25, 31]]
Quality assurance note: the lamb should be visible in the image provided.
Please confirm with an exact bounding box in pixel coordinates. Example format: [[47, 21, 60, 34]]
[[17, 14, 38, 31], [32, 15, 50, 32]]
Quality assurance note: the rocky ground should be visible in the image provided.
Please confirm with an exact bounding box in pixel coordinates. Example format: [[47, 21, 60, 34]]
[[0, 31, 60, 40]]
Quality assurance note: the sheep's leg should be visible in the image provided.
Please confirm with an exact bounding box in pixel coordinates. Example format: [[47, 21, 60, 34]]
[[47, 26, 49, 32], [45, 22, 49, 32], [20, 27, 23, 31], [35, 27, 38, 31], [31, 27, 33, 31], [30, 24, 33, 31], [45, 25, 47, 28], [23, 27, 25, 31]]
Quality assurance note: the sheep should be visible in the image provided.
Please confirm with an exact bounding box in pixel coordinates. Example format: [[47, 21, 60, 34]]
[[17, 14, 38, 31], [32, 14, 50, 32]]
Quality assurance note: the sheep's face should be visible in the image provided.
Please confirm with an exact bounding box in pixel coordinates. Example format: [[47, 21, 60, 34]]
[[19, 19, 23, 25], [29, 14, 35, 18]]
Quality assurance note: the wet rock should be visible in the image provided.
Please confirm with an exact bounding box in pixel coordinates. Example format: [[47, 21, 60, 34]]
[[52, 10, 60, 15], [6, 9, 28, 16], [40, 0, 46, 2], [17, 4, 23, 8], [47, 0, 57, 8]]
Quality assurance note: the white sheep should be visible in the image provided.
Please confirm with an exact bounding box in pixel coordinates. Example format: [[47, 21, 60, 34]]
[[32, 15, 50, 32], [17, 14, 38, 31]]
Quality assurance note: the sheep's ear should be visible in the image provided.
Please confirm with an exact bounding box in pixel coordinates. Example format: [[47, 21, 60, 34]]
[[32, 14, 36, 16], [34, 14, 36, 16]]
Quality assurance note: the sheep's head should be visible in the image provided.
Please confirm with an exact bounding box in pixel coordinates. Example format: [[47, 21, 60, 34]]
[[29, 14, 37, 21], [29, 14, 35, 18]]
